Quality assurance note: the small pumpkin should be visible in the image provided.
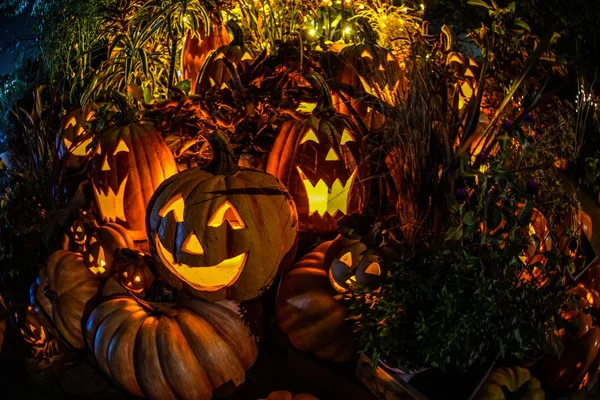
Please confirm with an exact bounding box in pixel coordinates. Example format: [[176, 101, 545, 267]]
[[34, 250, 101, 349], [266, 73, 367, 234], [147, 131, 298, 301], [261, 391, 320, 400], [195, 20, 253, 93], [475, 366, 544, 399], [546, 326, 600, 391], [90, 123, 178, 240], [182, 17, 230, 94], [18, 305, 49, 347], [276, 240, 355, 363], [56, 108, 96, 169], [86, 284, 258, 400], [66, 209, 98, 253], [115, 249, 155, 295], [326, 233, 386, 293], [556, 209, 593, 257], [83, 222, 134, 278]]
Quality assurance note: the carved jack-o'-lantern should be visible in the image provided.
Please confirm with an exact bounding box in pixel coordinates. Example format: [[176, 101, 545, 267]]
[[56, 108, 96, 169], [267, 73, 367, 234], [116, 249, 155, 294], [18, 305, 48, 347], [195, 20, 253, 94], [324, 19, 401, 131], [67, 209, 98, 253], [91, 123, 178, 241], [147, 131, 298, 301], [83, 222, 134, 278], [182, 17, 230, 94]]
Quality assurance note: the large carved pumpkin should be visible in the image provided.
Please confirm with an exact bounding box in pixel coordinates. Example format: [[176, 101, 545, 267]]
[[182, 17, 230, 94], [34, 250, 101, 349], [83, 222, 134, 278], [147, 131, 298, 301], [475, 366, 544, 399], [86, 287, 258, 400], [277, 240, 355, 363], [56, 108, 96, 169], [267, 73, 367, 234], [195, 20, 253, 93], [90, 123, 178, 241]]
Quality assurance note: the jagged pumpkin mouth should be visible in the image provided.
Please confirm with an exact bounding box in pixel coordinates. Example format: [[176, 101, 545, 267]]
[[93, 174, 128, 223], [155, 237, 248, 291], [296, 166, 358, 217]]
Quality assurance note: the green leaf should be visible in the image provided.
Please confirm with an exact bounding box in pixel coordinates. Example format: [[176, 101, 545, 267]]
[[514, 18, 531, 32], [467, 0, 493, 10], [175, 79, 191, 95], [463, 212, 476, 226]]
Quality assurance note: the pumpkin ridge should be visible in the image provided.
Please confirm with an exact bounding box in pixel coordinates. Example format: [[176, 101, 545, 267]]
[[107, 309, 146, 397], [48, 250, 79, 287], [86, 298, 133, 348], [94, 305, 139, 376], [175, 309, 236, 389]]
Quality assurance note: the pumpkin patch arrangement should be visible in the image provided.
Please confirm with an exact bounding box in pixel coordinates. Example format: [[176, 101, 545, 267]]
[[1, 0, 597, 399]]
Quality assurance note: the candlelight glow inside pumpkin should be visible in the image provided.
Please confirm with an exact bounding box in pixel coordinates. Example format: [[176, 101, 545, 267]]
[[147, 131, 298, 300]]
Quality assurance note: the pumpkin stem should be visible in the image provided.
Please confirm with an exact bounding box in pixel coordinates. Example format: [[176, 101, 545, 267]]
[[356, 18, 378, 44], [305, 72, 334, 112], [206, 130, 239, 175], [226, 20, 244, 47]]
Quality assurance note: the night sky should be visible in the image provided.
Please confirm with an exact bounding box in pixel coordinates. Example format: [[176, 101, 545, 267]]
[[0, 11, 29, 75]]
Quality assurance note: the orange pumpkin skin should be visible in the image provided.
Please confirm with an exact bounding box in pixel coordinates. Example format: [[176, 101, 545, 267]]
[[84, 222, 134, 278], [85, 289, 258, 400], [116, 250, 155, 295], [266, 76, 366, 234], [557, 209, 593, 257], [90, 123, 178, 241], [262, 391, 320, 400], [195, 21, 253, 94], [56, 108, 96, 169], [277, 241, 354, 363], [147, 132, 298, 301], [548, 326, 600, 391], [34, 250, 101, 349], [181, 19, 230, 94]]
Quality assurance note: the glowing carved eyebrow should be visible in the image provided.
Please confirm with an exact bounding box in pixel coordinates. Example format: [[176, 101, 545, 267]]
[[300, 128, 319, 144], [158, 194, 185, 223], [207, 201, 246, 229]]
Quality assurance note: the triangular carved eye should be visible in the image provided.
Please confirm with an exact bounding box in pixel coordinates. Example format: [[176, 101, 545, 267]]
[[182, 232, 205, 255], [361, 50, 373, 60], [113, 138, 129, 155], [241, 52, 253, 62], [340, 129, 355, 145], [365, 262, 381, 276], [339, 252, 353, 267], [300, 128, 319, 144], [208, 201, 246, 229]]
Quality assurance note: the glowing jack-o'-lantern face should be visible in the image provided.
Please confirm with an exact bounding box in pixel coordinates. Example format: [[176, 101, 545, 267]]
[[18, 306, 48, 346], [267, 116, 367, 234], [325, 235, 383, 293], [91, 124, 178, 240], [83, 222, 135, 279], [147, 132, 298, 301], [116, 250, 155, 294], [57, 108, 96, 168]]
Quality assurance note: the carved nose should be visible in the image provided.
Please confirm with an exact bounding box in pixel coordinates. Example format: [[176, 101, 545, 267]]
[[101, 156, 110, 171], [325, 148, 339, 161]]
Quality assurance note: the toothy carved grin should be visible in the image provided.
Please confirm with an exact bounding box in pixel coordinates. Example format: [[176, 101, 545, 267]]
[[93, 175, 128, 223], [155, 237, 248, 291], [296, 167, 358, 217]]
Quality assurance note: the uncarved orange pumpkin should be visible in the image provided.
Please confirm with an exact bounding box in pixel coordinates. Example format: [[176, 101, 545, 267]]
[[34, 250, 102, 349], [86, 288, 258, 400], [90, 123, 178, 241], [277, 241, 355, 363]]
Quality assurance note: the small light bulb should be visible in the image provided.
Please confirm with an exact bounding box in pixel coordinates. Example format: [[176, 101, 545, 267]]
[[420, 3, 425, 10], [345, 0, 351, 3], [401, 6, 408, 12], [183, 16, 188, 22], [344, 26, 352, 34], [309, 28, 316, 36]]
